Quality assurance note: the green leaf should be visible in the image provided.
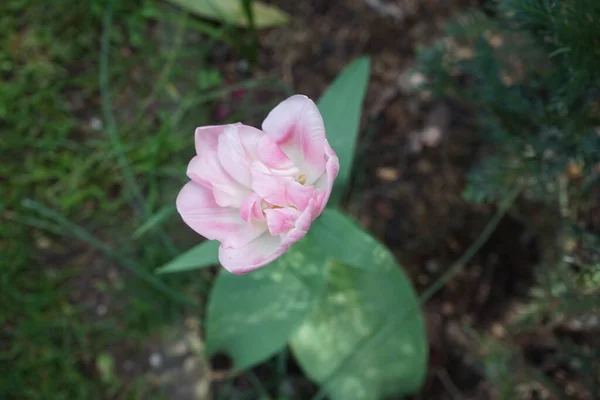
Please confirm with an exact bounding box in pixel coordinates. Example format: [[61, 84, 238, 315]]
[[293, 210, 427, 400], [156, 240, 219, 274], [317, 57, 370, 205], [310, 208, 385, 270], [290, 265, 427, 399], [196, 68, 223, 91], [165, 0, 289, 28], [205, 238, 329, 372], [96, 353, 116, 384], [133, 205, 176, 239]]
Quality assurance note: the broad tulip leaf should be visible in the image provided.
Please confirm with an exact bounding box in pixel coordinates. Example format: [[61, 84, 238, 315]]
[[205, 238, 329, 372], [156, 240, 219, 274], [166, 0, 289, 28], [294, 211, 427, 400], [310, 208, 386, 270], [318, 57, 370, 205]]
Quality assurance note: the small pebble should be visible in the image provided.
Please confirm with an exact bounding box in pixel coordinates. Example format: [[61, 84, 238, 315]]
[[35, 236, 52, 250], [96, 304, 108, 316], [421, 126, 442, 147], [90, 117, 103, 131], [123, 360, 134, 371], [149, 352, 163, 369], [425, 259, 440, 273], [183, 357, 198, 373], [167, 340, 188, 357], [491, 323, 505, 337], [397, 70, 426, 94], [236, 59, 249, 73], [442, 302, 455, 315], [377, 167, 400, 181]]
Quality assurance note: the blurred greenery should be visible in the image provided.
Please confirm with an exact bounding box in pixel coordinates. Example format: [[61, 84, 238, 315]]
[[417, 1, 600, 398], [0, 0, 284, 398]]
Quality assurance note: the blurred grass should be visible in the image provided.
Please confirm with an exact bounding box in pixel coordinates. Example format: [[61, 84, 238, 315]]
[[0, 0, 285, 398]]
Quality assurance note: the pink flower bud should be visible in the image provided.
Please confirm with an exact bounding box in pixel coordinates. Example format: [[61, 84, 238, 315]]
[[176, 95, 339, 274]]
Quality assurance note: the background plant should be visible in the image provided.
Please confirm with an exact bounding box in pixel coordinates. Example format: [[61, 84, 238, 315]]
[[1, 0, 289, 397], [417, 0, 600, 397]]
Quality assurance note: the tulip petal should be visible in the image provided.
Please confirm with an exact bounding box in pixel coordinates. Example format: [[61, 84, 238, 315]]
[[239, 192, 265, 223], [250, 161, 315, 210], [311, 139, 340, 215], [256, 135, 299, 174], [282, 199, 314, 246], [176, 181, 266, 248], [218, 233, 286, 274], [217, 125, 264, 188], [261, 95, 326, 183], [285, 180, 314, 211], [265, 207, 300, 236], [194, 125, 229, 155], [189, 125, 250, 207], [250, 161, 293, 207]]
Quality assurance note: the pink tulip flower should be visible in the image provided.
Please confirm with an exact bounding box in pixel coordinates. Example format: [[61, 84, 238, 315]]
[[176, 95, 339, 274]]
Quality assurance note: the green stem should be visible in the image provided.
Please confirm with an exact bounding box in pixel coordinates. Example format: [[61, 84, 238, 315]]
[[245, 370, 270, 399], [241, 0, 259, 64], [419, 185, 521, 303], [277, 348, 288, 381]]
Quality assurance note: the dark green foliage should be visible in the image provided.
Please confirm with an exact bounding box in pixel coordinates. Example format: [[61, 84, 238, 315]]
[[500, 0, 600, 90], [419, 5, 600, 205], [418, 1, 600, 398]]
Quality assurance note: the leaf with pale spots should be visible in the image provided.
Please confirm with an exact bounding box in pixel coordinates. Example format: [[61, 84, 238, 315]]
[[310, 208, 394, 271], [293, 212, 427, 400], [205, 237, 329, 371]]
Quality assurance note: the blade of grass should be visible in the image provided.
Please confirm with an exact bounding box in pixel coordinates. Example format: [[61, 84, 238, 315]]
[[161, 12, 234, 45], [217, 378, 235, 400], [11, 215, 64, 236], [100, 0, 144, 212], [419, 185, 521, 302], [133, 205, 177, 239], [153, 77, 290, 138], [245, 370, 270, 399], [185, 77, 291, 106], [276, 348, 288, 397], [241, 0, 259, 63], [144, 16, 188, 107], [127, 11, 189, 133], [100, 0, 178, 256], [21, 199, 197, 306]]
